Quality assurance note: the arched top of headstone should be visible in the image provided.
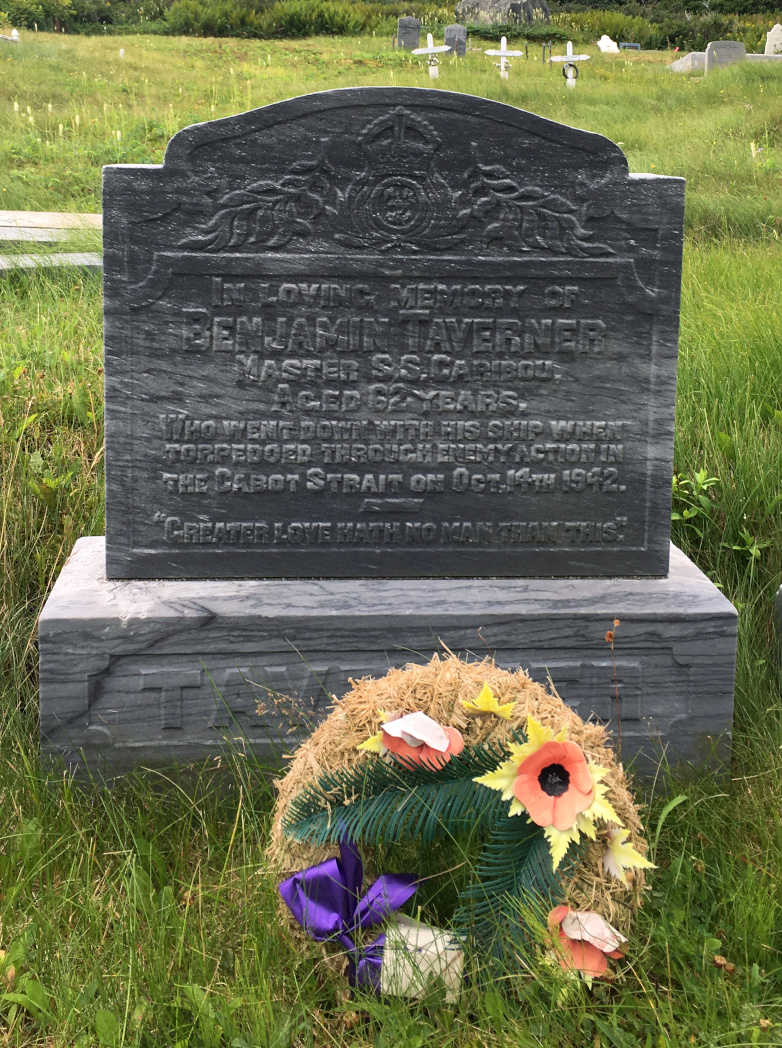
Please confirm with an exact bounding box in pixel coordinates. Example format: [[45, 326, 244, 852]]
[[106, 88, 639, 304], [162, 87, 626, 167]]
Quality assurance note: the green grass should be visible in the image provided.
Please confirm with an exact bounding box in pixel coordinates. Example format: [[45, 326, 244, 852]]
[[0, 31, 781, 1048], [1, 32, 781, 238]]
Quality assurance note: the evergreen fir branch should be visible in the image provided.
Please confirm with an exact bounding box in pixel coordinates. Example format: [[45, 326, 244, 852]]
[[455, 810, 587, 960], [286, 770, 508, 848], [455, 813, 552, 931], [283, 741, 509, 848]]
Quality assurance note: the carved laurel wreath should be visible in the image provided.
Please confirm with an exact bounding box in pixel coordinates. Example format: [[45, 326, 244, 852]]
[[182, 110, 615, 257]]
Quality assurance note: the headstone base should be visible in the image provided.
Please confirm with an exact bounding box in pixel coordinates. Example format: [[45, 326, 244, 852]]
[[668, 52, 706, 73], [39, 537, 736, 778]]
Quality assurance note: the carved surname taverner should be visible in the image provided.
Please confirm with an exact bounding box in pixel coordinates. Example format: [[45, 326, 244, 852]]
[[102, 88, 685, 579]]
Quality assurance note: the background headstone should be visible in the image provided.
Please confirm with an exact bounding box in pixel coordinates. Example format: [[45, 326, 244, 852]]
[[668, 52, 706, 73], [765, 23, 782, 55], [396, 17, 420, 50], [597, 35, 619, 53], [485, 34, 524, 77], [619, 42, 641, 50], [444, 24, 467, 57], [411, 32, 451, 78], [705, 40, 746, 72]]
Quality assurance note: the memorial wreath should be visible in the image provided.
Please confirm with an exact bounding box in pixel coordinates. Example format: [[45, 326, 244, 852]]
[[269, 654, 653, 998]]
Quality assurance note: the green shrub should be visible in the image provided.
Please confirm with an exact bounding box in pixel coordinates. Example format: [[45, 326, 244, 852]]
[[0, 0, 170, 31], [165, 0, 266, 37], [164, 0, 450, 39], [552, 7, 776, 49], [0, 0, 778, 46], [553, 9, 661, 45], [257, 0, 369, 38], [465, 21, 569, 41]]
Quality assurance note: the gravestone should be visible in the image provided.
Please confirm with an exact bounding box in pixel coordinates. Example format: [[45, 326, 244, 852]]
[[765, 23, 782, 55], [668, 52, 706, 73], [444, 24, 467, 57], [705, 40, 746, 72], [597, 35, 619, 54], [38, 88, 737, 776], [396, 17, 420, 51]]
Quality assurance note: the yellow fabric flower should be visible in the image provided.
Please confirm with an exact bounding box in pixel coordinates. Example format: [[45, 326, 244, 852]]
[[579, 763, 622, 829], [460, 683, 515, 720], [544, 823, 582, 869], [603, 828, 655, 884], [357, 731, 384, 753], [512, 715, 569, 763]]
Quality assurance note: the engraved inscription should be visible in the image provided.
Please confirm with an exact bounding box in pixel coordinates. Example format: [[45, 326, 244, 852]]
[[144, 269, 639, 553]]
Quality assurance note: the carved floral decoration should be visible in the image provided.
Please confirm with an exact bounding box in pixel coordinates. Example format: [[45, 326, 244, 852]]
[[466, 143, 614, 256], [181, 107, 615, 257], [183, 152, 334, 251]]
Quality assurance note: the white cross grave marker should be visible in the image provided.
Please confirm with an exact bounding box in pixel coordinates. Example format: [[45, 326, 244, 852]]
[[412, 32, 451, 78], [550, 40, 590, 87], [484, 35, 524, 79], [550, 40, 591, 63]]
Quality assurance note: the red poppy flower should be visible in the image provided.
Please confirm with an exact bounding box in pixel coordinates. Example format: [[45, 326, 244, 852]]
[[513, 739, 593, 830], [382, 725, 464, 769], [547, 906, 624, 978]]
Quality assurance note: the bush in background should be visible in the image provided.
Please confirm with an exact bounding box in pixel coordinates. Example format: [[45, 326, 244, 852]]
[[0, 0, 779, 48], [166, 0, 367, 37], [465, 20, 569, 40], [552, 8, 777, 49]]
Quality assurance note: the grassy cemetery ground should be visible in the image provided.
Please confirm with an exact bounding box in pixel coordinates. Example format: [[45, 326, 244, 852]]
[[0, 30, 781, 1048]]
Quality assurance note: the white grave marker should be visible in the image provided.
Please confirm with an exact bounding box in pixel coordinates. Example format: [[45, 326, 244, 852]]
[[550, 40, 591, 63], [411, 32, 451, 78], [484, 35, 524, 79], [764, 23, 782, 55], [598, 34, 619, 53]]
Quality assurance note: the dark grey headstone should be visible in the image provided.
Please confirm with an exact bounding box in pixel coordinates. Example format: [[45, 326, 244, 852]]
[[396, 17, 420, 50], [39, 537, 737, 778], [444, 24, 467, 57], [103, 88, 684, 580]]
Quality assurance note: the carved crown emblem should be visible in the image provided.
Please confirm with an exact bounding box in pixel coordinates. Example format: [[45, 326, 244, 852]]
[[359, 109, 439, 181]]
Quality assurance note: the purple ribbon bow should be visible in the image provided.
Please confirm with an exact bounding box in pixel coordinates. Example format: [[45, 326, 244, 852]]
[[279, 839, 417, 991]]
